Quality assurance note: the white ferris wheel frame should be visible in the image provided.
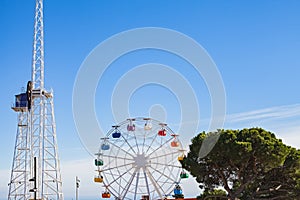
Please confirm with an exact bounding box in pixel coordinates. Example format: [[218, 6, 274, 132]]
[[95, 117, 185, 200]]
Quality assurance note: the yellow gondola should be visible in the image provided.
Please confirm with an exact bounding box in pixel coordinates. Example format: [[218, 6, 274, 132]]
[[178, 155, 184, 161], [94, 175, 103, 183]]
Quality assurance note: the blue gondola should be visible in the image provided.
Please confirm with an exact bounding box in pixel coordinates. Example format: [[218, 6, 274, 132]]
[[174, 185, 183, 195], [112, 131, 121, 138], [101, 143, 110, 150]]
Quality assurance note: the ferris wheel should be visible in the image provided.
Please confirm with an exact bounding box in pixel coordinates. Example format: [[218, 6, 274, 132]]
[[94, 117, 188, 200]]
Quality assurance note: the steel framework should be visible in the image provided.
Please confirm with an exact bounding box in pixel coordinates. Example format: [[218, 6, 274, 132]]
[[8, 0, 63, 199], [95, 118, 185, 200]]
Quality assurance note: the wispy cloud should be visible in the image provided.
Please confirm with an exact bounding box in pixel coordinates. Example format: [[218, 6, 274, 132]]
[[224, 104, 300, 149], [168, 103, 300, 148], [174, 103, 300, 125], [226, 103, 300, 123]]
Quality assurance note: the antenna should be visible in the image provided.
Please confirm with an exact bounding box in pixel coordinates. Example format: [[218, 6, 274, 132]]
[[8, 0, 63, 199]]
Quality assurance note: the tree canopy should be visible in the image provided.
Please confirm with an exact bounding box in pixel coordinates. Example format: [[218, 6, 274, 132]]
[[181, 128, 300, 200]]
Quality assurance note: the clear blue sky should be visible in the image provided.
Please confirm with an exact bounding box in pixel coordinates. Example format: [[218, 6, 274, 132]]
[[1, 0, 300, 199]]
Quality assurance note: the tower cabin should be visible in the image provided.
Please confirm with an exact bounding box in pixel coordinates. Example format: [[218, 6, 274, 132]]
[[12, 93, 28, 112]]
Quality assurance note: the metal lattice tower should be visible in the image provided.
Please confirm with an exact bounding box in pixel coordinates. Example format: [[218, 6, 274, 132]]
[[8, 0, 63, 199]]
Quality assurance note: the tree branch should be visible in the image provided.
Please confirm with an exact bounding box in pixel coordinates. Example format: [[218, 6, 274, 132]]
[[214, 163, 231, 193]]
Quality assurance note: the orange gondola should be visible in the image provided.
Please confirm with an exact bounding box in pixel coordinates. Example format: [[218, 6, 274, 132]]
[[171, 134, 180, 147], [171, 140, 179, 147]]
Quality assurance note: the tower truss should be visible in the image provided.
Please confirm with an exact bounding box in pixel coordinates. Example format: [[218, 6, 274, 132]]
[[8, 0, 63, 199]]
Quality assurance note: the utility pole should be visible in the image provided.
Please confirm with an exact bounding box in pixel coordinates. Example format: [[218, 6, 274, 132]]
[[29, 157, 37, 200], [76, 176, 80, 200]]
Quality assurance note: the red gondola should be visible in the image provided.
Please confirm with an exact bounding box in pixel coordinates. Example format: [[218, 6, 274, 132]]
[[158, 129, 166, 136], [102, 191, 111, 198]]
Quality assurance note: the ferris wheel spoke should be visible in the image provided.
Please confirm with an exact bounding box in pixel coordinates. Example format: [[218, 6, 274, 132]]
[[99, 161, 135, 173], [145, 167, 165, 199], [142, 135, 146, 153], [148, 165, 178, 183], [145, 133, 158, 154], [147, 137, 174, 157], [152, 161, 180, 183], [96, 153, 134, 161], [105, 165, 135, 187], [133, 133, 140, 153], [150, 162, 182, 169], [106, 181, 122, 199], [121, 167, 139, 198], [120, 134, 138, 155], [106, 139, 135, 158], [150, 150, 180, 159], [101, 152, 132, 173]]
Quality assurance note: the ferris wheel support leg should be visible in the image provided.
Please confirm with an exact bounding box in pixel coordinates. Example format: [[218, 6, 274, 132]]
[[133, 170, 140, 200], [142, 167, 151, 198], [145, 168, 164, 199]]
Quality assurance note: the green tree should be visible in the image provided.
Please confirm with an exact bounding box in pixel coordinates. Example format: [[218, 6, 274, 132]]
[[181, 128, 300, 200], [243, 147, 300, 199], [198, 188, 227, 200]]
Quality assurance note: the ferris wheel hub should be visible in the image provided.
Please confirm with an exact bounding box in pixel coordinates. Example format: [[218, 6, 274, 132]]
[[133, 153, 149, 168]]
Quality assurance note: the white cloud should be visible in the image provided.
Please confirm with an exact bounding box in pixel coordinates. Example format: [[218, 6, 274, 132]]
[[226, 104, 300, 123], [224, 104, 300, 149], [170, 104, 300, 149]]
